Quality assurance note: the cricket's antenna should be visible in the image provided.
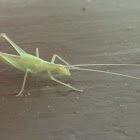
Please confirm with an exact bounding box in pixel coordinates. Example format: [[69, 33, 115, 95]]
[[64, 63, 140, 68], [69, 67, 140, 80]]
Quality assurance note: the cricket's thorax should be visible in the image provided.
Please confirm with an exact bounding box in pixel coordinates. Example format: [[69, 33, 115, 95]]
[[19, 54, 48, 73]]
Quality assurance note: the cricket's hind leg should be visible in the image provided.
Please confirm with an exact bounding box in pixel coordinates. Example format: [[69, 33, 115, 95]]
[[16, 69, 29, 96], [48, 71, 83, 92], [0, 33, 27, 56]]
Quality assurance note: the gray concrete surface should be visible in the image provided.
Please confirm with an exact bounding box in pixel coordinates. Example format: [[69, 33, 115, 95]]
[[0, 0, 140, 139]]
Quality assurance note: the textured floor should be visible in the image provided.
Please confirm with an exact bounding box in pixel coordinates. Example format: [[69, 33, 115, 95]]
[[0, 0, 140, 140]]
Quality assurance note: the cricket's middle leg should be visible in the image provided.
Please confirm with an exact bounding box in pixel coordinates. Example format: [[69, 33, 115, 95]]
[[16, 69, 29, 96], [36, 48, 39, 57]]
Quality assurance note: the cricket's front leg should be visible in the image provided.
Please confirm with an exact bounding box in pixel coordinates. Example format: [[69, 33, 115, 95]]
[[16, 69, 29, 96], [48, 71, 83, 92], [51, 54, 78, 69], [51, 54, 70, 65]]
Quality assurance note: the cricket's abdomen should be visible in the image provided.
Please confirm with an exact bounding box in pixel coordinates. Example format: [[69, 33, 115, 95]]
[[20, 54, 49, 74]]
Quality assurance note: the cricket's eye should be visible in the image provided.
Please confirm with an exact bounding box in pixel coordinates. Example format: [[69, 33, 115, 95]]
[[57, 65, 63, 70], [57, 65, 63, 72]]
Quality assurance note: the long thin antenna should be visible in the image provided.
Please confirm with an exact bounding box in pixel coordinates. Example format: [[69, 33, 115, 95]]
[[69, 67, 140, 80], [64, 64, 140, 68]]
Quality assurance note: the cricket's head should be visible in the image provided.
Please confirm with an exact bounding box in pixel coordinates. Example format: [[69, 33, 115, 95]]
[[56, 65, 70, 76]]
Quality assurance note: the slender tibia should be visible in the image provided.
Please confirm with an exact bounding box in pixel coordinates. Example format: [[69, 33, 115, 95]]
[[48, 71, 83, 92], [36, 48, 39, 57], [16, 69, 29, 96]]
